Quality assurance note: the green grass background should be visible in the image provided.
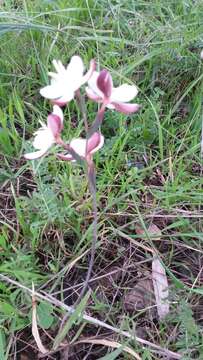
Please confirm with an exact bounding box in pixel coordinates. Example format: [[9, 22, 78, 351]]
[[0, 0, 203, 358]]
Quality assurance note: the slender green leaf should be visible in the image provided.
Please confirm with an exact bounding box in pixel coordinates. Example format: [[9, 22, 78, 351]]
[[98, 347, 123, 360], [0, 329, 5, 360], [53, 290, 91, 350], [0, 22, 54, 35]]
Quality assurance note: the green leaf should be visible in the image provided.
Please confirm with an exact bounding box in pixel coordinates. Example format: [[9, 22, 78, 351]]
[[98, 347, 123, 360], [11, 317, 28, 332], [37, 302, 54, 330], [0, 234, 7, 251], [53, 290, 91, 350], [0, 23, 54, 36], [0, 302, 17, 316]]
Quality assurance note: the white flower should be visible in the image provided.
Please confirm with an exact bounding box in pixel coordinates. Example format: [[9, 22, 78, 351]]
[[24, 105, 63, 160], [200, 50, 203, 60], [58, 132, 104, 161], [86, 70, 140, 114], [40, 56, 95, 105]]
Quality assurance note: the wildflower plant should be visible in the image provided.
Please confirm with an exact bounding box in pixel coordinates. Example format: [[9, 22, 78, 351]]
[[24, 55, 140, 342]]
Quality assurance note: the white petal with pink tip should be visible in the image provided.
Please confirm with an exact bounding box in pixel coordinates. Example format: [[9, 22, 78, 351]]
[[110, 84, 138, 103], [52, 105, 64, 122], [58, 133, 104, 162], [24, 149, 49, 160], [24, 107, 63, 160]]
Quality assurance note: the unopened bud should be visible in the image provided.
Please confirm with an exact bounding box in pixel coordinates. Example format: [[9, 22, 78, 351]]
[[87, 132, 101, 153], [47, 114, 63, 137], [97, 69, 112, 98]]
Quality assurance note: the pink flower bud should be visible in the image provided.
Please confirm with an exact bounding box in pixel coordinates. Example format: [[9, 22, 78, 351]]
[[87, 132, 103, 154], [47, 114, 63, 137], [97, 69, 112, 98]]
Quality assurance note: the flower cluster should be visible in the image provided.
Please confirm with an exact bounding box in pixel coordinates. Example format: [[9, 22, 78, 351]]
[[24, 55, 140, 161]]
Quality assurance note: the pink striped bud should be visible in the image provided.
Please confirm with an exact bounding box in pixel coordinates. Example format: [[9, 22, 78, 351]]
[[97, 69, 112, 98], [47, 114, 63, 138]]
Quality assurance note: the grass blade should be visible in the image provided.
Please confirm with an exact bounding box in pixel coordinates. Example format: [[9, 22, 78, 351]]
[[0, 329, 6, 360], [98, 347, 123, 360], [53, 290, 91, 350]]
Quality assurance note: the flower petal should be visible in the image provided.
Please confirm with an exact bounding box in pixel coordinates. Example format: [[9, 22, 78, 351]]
[[87, 71, 104, 98], [40, 84, 64, 99], [52, 59, 66, 75], [48, 71, 62, 81], [111, 84, 138, 103], [33, 128, 54, 149], [81, 59, 96, 85], [52, 91, 75, 105], [67, 56, 84, 74], [51, 99, 70, 106], [24, 149, 48, 160], [47, 114, 63, 137], [69, 138, 87, 157], [106, 103, 115, 110], [66, 56, 85, 88], [112, 102, 141, 114], [57, 153, 74, 161], [53, 105, 64, 122], [97, 69, 113, 98], [87, 132, 104, 154], [85, 87, 102, 102]]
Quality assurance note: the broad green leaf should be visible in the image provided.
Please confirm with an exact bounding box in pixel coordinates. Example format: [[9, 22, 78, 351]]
[[0, 302, 17, 316], [37, 302, 54, 330]]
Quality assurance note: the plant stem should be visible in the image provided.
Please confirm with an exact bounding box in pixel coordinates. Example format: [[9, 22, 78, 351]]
[[75, 89, 89, 132], [58, 158, 97, 331], [88, 103, 106, 137], [74, 159, 97, 305]]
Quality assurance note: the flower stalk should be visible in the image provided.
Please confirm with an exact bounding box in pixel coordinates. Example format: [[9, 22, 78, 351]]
[[75, 157, 97, 305]]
